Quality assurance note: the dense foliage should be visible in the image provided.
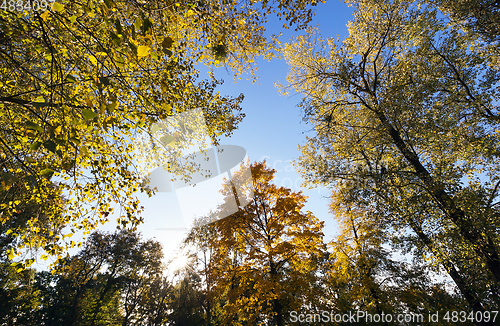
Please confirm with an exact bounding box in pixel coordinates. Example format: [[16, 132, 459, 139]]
[[2, 0, 500, 324], [283, 0, 500, 317], [1, 163, 470, 325], [0, 0, 321, 266]]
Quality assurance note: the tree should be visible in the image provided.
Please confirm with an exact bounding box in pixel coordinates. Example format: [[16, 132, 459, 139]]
[[167, 271, 207, 326], [325, 187, 473, 325], [0, 0, 324, 263], [328, 199, 393, 322], [0, 178, 65, 263], [185, 161, 326, 326], [10, 230, 165, 326], [282, 0, 500, 313], [0, 259, 42, 326], [426, 0, 500, 42]]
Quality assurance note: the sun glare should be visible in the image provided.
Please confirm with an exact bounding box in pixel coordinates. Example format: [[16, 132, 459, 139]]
[[168, 254, 190, 273]]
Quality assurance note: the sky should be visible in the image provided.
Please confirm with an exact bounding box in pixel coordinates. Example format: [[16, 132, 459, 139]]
[[131, 0, 357, 262], [35, 0, 356, 269]]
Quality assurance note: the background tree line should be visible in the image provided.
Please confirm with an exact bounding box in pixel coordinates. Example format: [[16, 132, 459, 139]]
[[0, 162, 479, 325]]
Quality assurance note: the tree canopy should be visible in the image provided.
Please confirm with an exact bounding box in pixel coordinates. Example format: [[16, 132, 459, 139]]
[[283, 0, 500, 313], [185, 161, 325, 326], [3, 0, 500, 324], [0, 0, 323, 265]]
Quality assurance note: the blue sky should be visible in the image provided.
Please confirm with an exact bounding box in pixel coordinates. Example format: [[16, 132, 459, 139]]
[[131, 0, 357, 261], [34, 1, 356, 268]]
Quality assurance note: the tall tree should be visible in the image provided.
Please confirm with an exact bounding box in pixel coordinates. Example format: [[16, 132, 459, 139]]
[[325, 186, 473, 325], [0, 259, 42, 326], [24, 230, 165, 326], [185, 161, 326, 326], [282, 0, 500, 312], [167, 270, 207, 326]]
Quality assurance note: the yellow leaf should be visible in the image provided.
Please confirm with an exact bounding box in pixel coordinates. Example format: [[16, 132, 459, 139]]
[[85, 97, 94, 108], [51, 2, 64, 12], [40, 11, 50, 21], [137, 45, 151, 58], [89, 55, 98, 65]]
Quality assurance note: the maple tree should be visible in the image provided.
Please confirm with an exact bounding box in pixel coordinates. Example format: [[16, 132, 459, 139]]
[[282, 0, 500, 313], [185, 161, 326, 326]]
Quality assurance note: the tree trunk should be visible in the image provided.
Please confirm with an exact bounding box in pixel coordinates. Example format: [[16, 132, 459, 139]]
[[269, 261, 283, 326], [407, 218, 496, 326], [376, 109, 500, 286]]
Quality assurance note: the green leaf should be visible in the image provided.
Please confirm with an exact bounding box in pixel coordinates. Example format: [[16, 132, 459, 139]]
[[110, 31, 121, 44], [31, 96, 48, 108], [69, 137, 80, 145], [163, 48, 173, 57], [30, 141, 42, 150], [115, 19, 123, 34], [1, 172, 17, 186], [40, 168, 55, 178], [142, 18, 152, 34], [103, 0, 114, 9], [128, 42, 138, 55], [65, 74, 77, 82], [43, 140, 57, 153], [80, 145, 89, 156], [25, 121, 43, 131], [82, 109, 97, 120], [62, 159, 76, 171], [107, 101, 119, 111], [99, 76, 110, 86]]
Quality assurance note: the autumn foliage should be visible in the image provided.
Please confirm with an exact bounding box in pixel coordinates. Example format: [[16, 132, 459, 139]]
[[1, 0, 500, 324]]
